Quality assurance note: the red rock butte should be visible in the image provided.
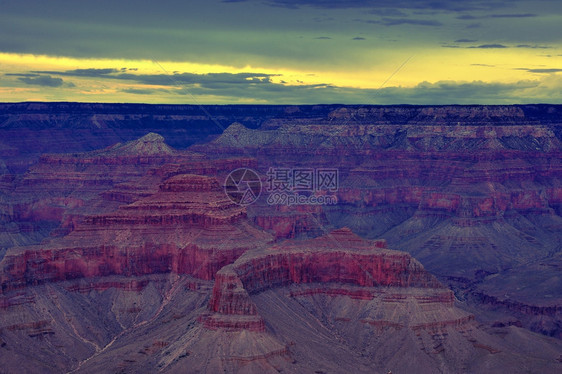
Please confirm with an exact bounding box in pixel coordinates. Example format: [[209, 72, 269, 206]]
[[203, 228, 452, 332]]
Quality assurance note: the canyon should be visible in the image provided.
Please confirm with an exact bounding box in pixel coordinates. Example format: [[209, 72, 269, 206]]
[[1, 103, 562, 372]]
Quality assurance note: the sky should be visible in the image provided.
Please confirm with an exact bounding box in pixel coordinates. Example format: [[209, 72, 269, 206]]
[[1, 0, 561, 104]]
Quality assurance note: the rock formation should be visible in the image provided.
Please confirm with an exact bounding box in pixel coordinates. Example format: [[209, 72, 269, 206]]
[[194, 105, 562, 340], [1, 104, 562, 373]]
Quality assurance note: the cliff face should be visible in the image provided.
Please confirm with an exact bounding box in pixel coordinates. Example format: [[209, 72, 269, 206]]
[[197, 228, 562, 374], [246, 203, 337, 242], [203, 228, 450, 332], [1, 169, 272, 292], [0, 132, 257, 251], [233, 236, 440, 293], [188, 105, 562, 341]]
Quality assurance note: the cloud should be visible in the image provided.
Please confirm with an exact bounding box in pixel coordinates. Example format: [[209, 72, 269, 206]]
[[122, 79, 546, 105], [1, 0, 559, 74], [369, 79, 544, 105], [314, 36, 332, 39], [261, 0, 506, 12], [443, 43, 509, 49], [444, 43, 553, 50], [457, 13, 538, 20], [456, 14, 478, 20], [368, 9, 408, 17], [465, 22, 481, 28], [516, 44, 551, 49], [31, 69, 284, 90], [121, 88, 172, 95], [489, 13, 537, 18], [49, 68, 120, 77], [469, 44, 508, 48], [352, 37, 366, 40], [516, 68, 562, 74], [3, 1, 393, 69], [20, 66, 560, 105], [380, 18, 442, 26], [5, 73, 41, 77], [361, 17, 443, 27], [13, 74, 64, 87]]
